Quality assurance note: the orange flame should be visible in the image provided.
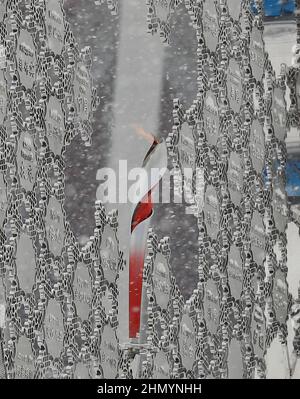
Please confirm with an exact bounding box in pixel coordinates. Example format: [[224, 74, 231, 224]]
[[132, 123, 158, 144]]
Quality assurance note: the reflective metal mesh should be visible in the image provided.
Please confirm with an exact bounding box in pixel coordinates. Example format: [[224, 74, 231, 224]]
[[0, 0, 298, 379]]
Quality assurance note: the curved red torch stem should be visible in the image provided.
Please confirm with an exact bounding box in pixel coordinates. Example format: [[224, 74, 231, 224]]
[[131, 191, 153, 234], [129, 189, 154, 338], [128, 131, 161, 339]]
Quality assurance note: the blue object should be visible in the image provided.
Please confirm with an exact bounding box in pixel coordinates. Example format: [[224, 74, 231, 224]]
[[286, 159, 300, 198], [252, 0, 295, 17], [282, 0, 296, 14], [262, 159, 300, 201], [264, 0, 283, 16]]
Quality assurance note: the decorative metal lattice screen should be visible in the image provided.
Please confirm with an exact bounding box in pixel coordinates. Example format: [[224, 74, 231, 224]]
[[0, 0, 299, 380]]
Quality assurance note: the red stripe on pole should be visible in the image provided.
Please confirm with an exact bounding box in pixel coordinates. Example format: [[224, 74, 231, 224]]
[[129, 191, 153, 338], [131, 191, 153, 233]]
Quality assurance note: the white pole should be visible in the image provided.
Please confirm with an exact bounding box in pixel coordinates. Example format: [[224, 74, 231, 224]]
[[97, 0, 165, 345]]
